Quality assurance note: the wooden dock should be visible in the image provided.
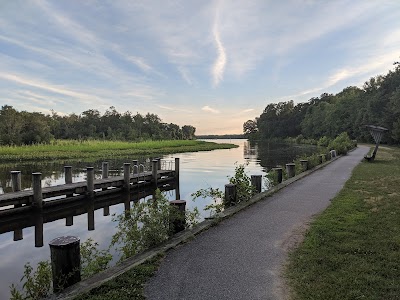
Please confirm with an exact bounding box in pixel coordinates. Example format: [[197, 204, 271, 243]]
[[0, 158, 180, 247]]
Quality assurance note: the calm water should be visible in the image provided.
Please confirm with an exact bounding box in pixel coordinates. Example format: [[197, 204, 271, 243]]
[[0, 139, 317, 298]]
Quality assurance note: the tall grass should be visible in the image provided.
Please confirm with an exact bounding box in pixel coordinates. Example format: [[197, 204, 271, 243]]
[[0, 140, 237, 162]]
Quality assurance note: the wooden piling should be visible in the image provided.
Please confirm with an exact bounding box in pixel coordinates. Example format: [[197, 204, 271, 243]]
[[86, 167, 94, 197], [169, 200, 186, 233], [175, 158, 180, 181], [32, 172, 43, 209], [152, 160, 158, 186], [273, 167, 283, 183], [286, 163, 295, 178], [224, 184, 237, 207], [102, 162, 109, 179], [49, 236, 81, 293], [251, 175, 262, 193], [330, 150, 337, 159], [103, 206, 110, 216], [66, 216, 73, 226], [34, 212, 44, 247], [300, 160, 308, 171], [11, 171, 23, 241], [64, 166, 72, 184], [157, 158, 161, 170], [132, 160, 138, 175], [123, 163, 131, 190]]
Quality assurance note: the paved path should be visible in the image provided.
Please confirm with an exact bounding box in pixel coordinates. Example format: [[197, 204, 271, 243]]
[[145, 146, 369, 300]]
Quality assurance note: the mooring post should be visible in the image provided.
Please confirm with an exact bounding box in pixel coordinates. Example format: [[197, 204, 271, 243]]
[[330, 150, 336, 159], [123, 163, 131, 189], [86, 167, 94, 197], [273, 167, 283, 183], [224, 184, 237, 207], [169, 200, 186, 234], [132, 160, 138, 175], [300, 160, 308, 172], [157, 158, 162, 170], [251, 175, 262, 193], [49, 236, 81, 293], [32, 172, 43, 209], [102, 162, 109, 179], [286, 163, 296, 178], [11, 171, 23, 241], [152, 160, 158, 186], [175, 157, 180, 181], [64, 166, 72, 184]]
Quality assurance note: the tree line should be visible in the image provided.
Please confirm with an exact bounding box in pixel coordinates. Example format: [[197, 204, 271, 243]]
[[0, 106, 196, 145], [244, 64, 400, 144]]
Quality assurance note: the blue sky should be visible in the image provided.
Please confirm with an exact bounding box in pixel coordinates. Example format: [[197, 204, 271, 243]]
[[1, 0, 400, 135]]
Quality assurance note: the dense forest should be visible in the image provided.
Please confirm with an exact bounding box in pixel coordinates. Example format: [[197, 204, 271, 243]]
[[244, 64, 400, 144], [0, 106, 196, 146]]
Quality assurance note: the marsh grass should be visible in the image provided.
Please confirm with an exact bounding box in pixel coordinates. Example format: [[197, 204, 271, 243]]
[[286, 146, 400, 300], [0, 140, 237, 162]]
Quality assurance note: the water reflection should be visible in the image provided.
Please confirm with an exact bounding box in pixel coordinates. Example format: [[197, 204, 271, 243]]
[[0, 139, 318, 299]]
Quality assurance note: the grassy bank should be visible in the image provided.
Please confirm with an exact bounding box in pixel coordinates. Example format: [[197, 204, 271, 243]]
[[286, 146, 400, 299], [0, 139, 237, 162]]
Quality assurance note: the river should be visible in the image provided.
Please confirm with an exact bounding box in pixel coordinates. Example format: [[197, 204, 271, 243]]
[[0, 139, 318, 298]]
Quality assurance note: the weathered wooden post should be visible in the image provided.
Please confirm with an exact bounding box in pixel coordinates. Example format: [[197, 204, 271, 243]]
[[286, 163, 295, 178], [86, 167, 95, 231], [11, 171, 23, 241], [152, 160, 158, 186], [224, 184, 237, 207], [102, 162, 109, 179], [330, 150, 337, 159], [33, 173, 44, 247], [169, 200, 186, 234], [273, 167, 283, 183], [300, 160, 308, 172], [175, 158, 180, 181], [49, 236, 81, 293], [64, 166, 72, 184], [132, 160, 138, 175], [32, 172, 43, 209], [101, 162, 110, 215], [251, 175, 262, 193], [123, 163, 131, 189], [157, 158, 162, 170]]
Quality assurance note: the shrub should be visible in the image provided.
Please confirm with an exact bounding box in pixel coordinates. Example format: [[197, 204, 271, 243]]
[[328, 132, 353, 155]]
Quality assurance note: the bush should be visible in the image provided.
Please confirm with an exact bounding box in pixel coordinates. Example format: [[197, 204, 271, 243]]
[[328, 132, 353, 155]]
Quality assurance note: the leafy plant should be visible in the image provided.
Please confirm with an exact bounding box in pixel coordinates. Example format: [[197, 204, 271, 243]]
[[10, 261, 52, 300], [328, 132, 353, 155], [80, 238, 113, 279], [228, 163, 255, 204]]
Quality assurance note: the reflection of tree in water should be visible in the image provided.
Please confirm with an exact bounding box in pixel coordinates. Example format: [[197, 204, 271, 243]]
[[255, 141, 318, 171], [243, 140, 258, 160]]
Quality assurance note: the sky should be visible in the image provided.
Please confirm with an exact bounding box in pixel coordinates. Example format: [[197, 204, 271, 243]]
[[1, 0, 400, 135]]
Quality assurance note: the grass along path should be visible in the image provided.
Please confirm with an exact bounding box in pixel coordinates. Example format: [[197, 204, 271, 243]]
[[0, 140, 237, 162], [285, 146, 400, 300]]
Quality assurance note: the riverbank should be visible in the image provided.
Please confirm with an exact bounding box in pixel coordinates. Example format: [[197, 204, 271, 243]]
[[285, 145, 400, 299], [0, 140, 237, 162]]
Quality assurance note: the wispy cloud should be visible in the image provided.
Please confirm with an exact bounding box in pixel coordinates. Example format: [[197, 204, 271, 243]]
[[211, 5, 227, 87], [178, 66, 194, 85], [202, 105, 220, 114]]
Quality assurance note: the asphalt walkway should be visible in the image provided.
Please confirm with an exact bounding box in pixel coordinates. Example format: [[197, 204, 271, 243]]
[[145, 146, 369, 300]]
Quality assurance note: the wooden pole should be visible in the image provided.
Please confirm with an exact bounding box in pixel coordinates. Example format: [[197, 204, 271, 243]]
[[251, 175, 262, 193], [102, 162, 109, 179], [11, 171, 23, 241], [224, 184, 237, 207], [152, 160, 158, 186], [66, 216, 73, 226], [86, 167, 94, 197], [300, 160, 308, 171], [49, 236, 81, 293], [32, 172, 43, 209], [157, 158, 162, 170], [286, 163, 295, 178], [169, 200, 186, 234], [132, 160, 138, 175], [64, 166, 72, 184], [123, 163, 131, 190], [34, 211, 44, 247], [175, 157, 180, 181], [274, 168, 283, 183]]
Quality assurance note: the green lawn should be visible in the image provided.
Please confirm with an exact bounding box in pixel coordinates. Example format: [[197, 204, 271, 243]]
[[0, 139, 237, 161], [286, 146, 400, 299]]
